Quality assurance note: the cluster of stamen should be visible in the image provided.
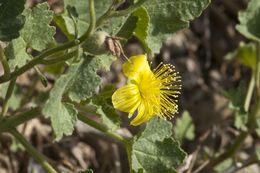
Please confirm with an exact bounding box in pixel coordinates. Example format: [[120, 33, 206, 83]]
[[152, 62, 181, 119]]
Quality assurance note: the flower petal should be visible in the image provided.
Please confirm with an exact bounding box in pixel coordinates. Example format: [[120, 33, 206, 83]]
[[130, 100, 154, 126], [112, 84, 141, 113], [123, 54, 150, 79]]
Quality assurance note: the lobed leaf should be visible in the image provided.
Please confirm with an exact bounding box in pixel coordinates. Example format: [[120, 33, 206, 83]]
[[143, 0, 210, 55], [5, 37, 32, 68], [43, 53, 106, 141], [20, 2, 56, 51], [128, 117, 186, 173], [42, 61, 82, 141], [67, 53, 101, 103], [0, 0, 26, 41], [236, 0, 260, 42]]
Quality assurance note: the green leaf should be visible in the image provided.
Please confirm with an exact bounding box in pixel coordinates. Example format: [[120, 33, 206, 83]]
[[5, 37, 32, 68], [128, 117, 186, 173], [236, 0, 260, 42], [42, 61, 82, 141], [214, 158, 233, 172], [67, 54, 101, 102], [89, 85, 121, 131], [174, 111, 195, 142], [0, 83, 22, 110], [143, 0, 210, 54], [0, 0, 26, 41], [20, 2, 56, 51], [117, 6, 151, 53], [225, 42, 256, 70], [222, 81, 247, 129]]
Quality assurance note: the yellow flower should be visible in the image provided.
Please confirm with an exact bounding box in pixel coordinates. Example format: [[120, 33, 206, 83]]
[[112, 55, 181, 126]]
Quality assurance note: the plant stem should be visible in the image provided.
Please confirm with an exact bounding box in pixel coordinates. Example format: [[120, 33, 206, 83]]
[[41, 50, 78, 65], [1, 77, 17, 117], [244, 71, 255, 112], [78, 0, 96, 42], [7, 128, 57, 173], [96, 0, 148, 27], [78, 113, 128, 144], [0, 46, 10, 80], [73, 102, 99, 116], [0, 40, 79, 84], [0, 107, 41, 132]]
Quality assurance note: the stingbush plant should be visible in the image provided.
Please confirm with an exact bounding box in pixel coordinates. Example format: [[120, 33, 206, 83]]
[[3, 0, 258, 172]]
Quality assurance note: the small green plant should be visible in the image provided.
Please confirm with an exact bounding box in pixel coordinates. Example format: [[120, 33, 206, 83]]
[[1, 0, 259, 173]]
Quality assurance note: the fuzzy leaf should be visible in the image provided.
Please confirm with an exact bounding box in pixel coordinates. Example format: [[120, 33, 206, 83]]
[[5, 37, 32, 68], [0, 0, 26, 41], [128, 117, 186, 173], [222, 81, 247, 129], [143, 0, 210, 54], [89, 85, 121, 131], [42, 61, 82, 141], [174, 111, 195, 142], [20, 3, 55, 51], [236, 0, 260, 42], [225, 42, 256, 70], [67, 54, 101, 102]]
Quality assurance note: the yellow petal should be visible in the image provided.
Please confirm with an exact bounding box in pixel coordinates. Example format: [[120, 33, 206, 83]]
[[112, 84, 141, 113], [130, 100, 154, 126], [123, 54, 150, 79]]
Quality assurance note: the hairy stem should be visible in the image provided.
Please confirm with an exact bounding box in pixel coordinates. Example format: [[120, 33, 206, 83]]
[[1, 77, 17, 117], [8, 128, 57, 173], [78, 113, 128, 144], [0, 46, 10, 80], [78, 0, 96, 42], [41, 50, 78, 65], [244, 72, 255, 112], [0, 107, 41, 132]]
